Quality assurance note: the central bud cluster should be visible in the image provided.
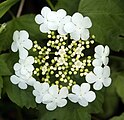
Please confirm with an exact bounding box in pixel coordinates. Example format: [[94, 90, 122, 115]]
[[32, 31, 95, 89]]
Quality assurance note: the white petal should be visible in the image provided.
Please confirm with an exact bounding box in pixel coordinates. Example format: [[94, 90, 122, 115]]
[[64, 22, 75, 33], [41, 6, 51, 18], [27, 77, 36, 86], [93, 81, 103, 90], [26, 65, 34, 72], [57, 99, 67, 107], [93, 66, 103, 78], [25, 56, 34, 64], [72, 12, 83, 27], [62, 15, 71, 23], [23, 39, 33, 50], [33, 90, 39, 96], [84, 91, 96, 102], [43, 94, 54, 104], [103, 78, 112, 87], [81, 29, 89, 40], [81, 83, 90, 93], [103, 57, 109, 66], [47, 11, 57, 21], [94, 53, 101, 59], [95, 45, 104, 55], [70, 31, 80, 41], [57, 9, 67, 19], [49, 85, 58, 97], [40, 23, 50, 33], [13, 30, 19, 41], [20, 30, 29, 39], [72, 84, 80, 94], [11, 42, 18, 52], [13, 63, 21, 71], [10, 75, 20, 84], [35, 14, 44, 24], [48, 21, 58, 30], [92, 59, 102, 66], [35, 96, 42, 103], [58, 24, 67, 35], [103, 66, 110, 78], [19, 47, 28, 59], [33, 81, 42, 90], [18, 82, 27, 89], [59, 87, 68, 98], [82, 17, 92, 28], [104, 45, 110, 56], [46, 102, 57, 111], [86, 72, 96, 84], [68, 94, 78, 103], [41, 82, 49, 92], [78, 98, 88, 107]]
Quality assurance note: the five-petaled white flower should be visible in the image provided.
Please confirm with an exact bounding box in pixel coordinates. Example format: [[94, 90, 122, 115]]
[[68, 83, 96, 107], [10, 75, 35, 89], [43, 85, 68, 111], [33, 81, 49, 103], [92, 45, 110, 66], [86, 66, 112, 90], [74, 60, 83, 69], [64, 12, 92, 41], [14, 56, 34, 78], [11, 30, 33, 59]]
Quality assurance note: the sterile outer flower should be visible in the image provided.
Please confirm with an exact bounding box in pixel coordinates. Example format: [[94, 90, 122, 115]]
[[33, 81, 49, 104], [43, 85, 68, 111], [86, 66, 112, 90], [14, 56, 34, 78], [47, 9, 67, 31], [92, 45, 110, 66], [68, 83, 96, 107], [11, 30, 33, 59], [10, 75, 35, 89], [64, 12, 92, 41], [35, 6, 51, 33]]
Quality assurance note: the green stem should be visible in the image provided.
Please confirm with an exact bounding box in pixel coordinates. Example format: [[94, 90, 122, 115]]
[[16, 0, 25, 17], [46, 0, 55, 10], [8, 11, 15, 19]]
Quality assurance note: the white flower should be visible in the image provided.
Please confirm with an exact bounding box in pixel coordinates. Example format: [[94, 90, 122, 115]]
[[14, 56, 34, 78], [58, 46, 66, 56], [86, 66, 112, 90], [35, 6, 51, 33], [43, 85, 68, 111], [64, 12, 92, 41], [47, 9, 67, 31], [11, 30, 33, 59], [57, 57, 66, 65], [42, 65, 48, 75], [33, 81, 49, 103], [68, 83, 96, 107], [92, 45, 110, 66], [74, 60, 83, 69], [75, 46, 83, 55], [10, 75, 35, 89]]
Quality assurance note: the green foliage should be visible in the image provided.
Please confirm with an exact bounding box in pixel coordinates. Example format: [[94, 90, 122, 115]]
[[110, 113, 124, 120], [55, 0, 80, 15], [78, 0, 124, 51], [4, 77, 36, 109], [0, 0, 19, 18]]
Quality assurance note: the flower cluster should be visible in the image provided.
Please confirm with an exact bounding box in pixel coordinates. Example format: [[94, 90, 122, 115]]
[[10, 7, 112, 111], [11, 30, 36, 89], [35, 6, 92, 41]]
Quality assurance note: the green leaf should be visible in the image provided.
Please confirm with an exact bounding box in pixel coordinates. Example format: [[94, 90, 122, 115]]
[[0, 0, 19, 18], [115, 72, 124, 103], [4, 77, 36, 108], [78, 0, 124, 51], [110, 113, 124, 120], [0, 14, 47, 52], [0, 76, 3, 99], [0, 56, 11, 76], [55, 0, 80, 15]]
